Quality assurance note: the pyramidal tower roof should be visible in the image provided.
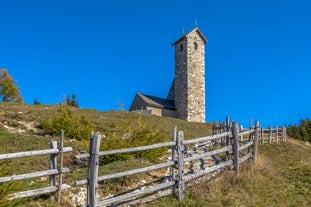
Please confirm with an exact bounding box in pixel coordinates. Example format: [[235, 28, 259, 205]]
[[172, 27, 208, 46]]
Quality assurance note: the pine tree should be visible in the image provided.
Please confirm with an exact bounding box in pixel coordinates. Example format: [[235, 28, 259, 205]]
[[0, 69, 22, 102], [70, 94, 78, 107]]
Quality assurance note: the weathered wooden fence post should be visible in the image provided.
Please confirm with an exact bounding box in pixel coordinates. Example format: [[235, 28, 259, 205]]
[[57, 130, 64, 203], [283, 126, 287, 142], [171, 126, 177, 196], [50, 140, 57, 200], [87, 133, 101, 207], [225, 116, 230, 161], [248, 118, 252, 153], [253, 121, 259, 163], [177, 131, 185, 201], [269, 126, 272, 143], [232, 122, 239, 176], [240, 125, 243, 142], [275, 125, 279, 143], [261, 127, 264, 144]]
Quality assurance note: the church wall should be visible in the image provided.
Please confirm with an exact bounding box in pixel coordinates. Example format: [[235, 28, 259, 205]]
[[162, 108, 177, 118], [174, 40, 188, 121], [129, 95, 147, 111], [174, 29, 206, 123], [186, 31, 206, 122], [146, 106, 162, 116]]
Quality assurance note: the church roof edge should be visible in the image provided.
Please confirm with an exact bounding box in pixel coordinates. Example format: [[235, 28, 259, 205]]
[[136, 93, 175, 110], [172, 27, 208, 46]]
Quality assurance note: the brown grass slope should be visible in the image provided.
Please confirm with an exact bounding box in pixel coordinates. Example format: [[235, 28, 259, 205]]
[[149, 139, 311, 207], [1, 103, 310, 206]]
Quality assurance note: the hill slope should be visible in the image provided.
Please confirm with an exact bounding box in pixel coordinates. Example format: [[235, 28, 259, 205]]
[[0, 103, 310, 206], [149, 139, 311, 207]]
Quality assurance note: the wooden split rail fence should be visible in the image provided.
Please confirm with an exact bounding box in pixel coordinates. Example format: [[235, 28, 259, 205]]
[[213, 119, 287, 144], [0, 130, 72, 202], [0, 119, 287, 206], [74, 119, 285, 207]]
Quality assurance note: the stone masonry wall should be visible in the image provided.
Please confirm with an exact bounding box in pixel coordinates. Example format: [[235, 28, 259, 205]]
[[174, 39, 188, 121], [174, 29, 206, 123], [186, 30, 205, 122]]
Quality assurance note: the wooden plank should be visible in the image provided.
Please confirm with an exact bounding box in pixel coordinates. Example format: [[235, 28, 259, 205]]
[[232, 122, 239, 176], [253, 121, 259, 163], [75, 141, 175, 159], [58, 130, 64, 203], [0, 168, 70, 183], [281, 126, 286, 142], [87, 133, 101, 207], [50, 140, 57, 188], [239, 141, 253, 152], [239, 129, 255, 136], [269, 126, 272, 143], [76, 161, 175, 185], [239, 152, 253, 163], [225, 116, 230, 161], [8, 184, 70, 200], [275, 125, 279, 143], [183, 131, 232, 145], [177, 131, 185, 201], [184, 160, 233, 182], [171, 126, 177, 196], [0, 147, 72, 160], [97, 181, 175, 206], [184, 146, 231, 163]]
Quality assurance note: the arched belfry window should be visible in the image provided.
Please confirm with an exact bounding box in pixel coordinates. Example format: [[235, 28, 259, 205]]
[[194, 42, 198, 50], [180, 44, 183, 51]]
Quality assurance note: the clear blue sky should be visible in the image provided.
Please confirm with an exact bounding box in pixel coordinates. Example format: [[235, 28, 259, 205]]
[[1, 0, 310, 127]]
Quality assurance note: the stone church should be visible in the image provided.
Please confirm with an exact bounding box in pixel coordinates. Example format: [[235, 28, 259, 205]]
[[130, 27, 207, 123]]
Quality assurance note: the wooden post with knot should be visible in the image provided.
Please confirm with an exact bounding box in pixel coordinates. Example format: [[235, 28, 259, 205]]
[[87, 133, 101, 207], [232, 122, 239, 176]]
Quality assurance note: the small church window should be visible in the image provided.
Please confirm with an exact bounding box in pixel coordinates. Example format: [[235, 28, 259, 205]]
[[194, 42, 198, 50], [180, 44, 183, 51]]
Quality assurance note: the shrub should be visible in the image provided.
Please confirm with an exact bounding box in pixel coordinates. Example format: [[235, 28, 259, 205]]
[[100, 115, 168, 164], [287, 118, 311, 142], [0, 161, 23, 206], [40, 105, 94, 140]]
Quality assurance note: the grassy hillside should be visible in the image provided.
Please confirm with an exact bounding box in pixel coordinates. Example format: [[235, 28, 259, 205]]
[[0, 102, 213, 206], [0, 102, 310, 207], [149, 139, 311, 207]]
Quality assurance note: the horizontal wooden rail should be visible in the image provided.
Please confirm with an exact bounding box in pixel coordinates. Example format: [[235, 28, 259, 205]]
[[185, 160, 233, 182], [239, 152, 253, 163], [184, 131, 232, 145], [76, 161, 175, 185], [0, 168, 70, 183], [184, 146, 231, 163], [75, 141, 175, 159], [96, 181, 175, 206], [239, 141, 254, 151], [77, 120, 285, 205], [239, 129, 255, 136], [8, 184, 70, 200], [0, 147, 72, 160]]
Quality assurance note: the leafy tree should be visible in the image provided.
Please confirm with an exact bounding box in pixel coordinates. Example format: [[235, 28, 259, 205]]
[[0, 69, 22, 103], [287, 118, 311, 142], [34, 98, 40, 105], [65, 94, 78, 107], [70, 94, 78, 107]]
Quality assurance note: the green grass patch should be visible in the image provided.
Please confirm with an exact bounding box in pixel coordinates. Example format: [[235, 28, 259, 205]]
[[149, 139, 311, 207]]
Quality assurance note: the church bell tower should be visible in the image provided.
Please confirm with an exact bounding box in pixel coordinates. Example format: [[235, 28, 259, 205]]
[[169, 27, 208, 122]]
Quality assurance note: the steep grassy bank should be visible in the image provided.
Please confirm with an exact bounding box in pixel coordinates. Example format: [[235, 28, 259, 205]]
[[1, 103, 310, 207], [149, 139, 311, 207], [0, 102, 212, 206]]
